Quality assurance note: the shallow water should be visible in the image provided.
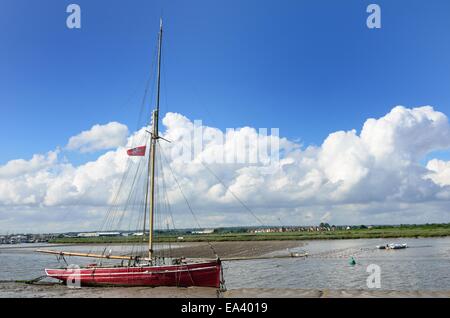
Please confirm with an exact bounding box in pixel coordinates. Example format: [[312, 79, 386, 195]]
[[223, 237, 450, 291], [1, 238, 449, 291]]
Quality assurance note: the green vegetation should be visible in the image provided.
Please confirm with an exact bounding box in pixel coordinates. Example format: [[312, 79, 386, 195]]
[[48, 223, 450, 244]]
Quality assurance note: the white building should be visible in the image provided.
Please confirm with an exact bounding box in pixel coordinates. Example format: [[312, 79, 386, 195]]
[[98, 232, 121, 237], [77, 232, 98, 238], [192, 229, 214, 234]]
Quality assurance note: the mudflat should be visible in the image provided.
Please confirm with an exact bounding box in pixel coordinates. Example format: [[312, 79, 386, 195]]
[[1, 282, 449, 298], [0, 282, 218, 298], [162, 240, 304, 258], [225, 288, 450, 298]]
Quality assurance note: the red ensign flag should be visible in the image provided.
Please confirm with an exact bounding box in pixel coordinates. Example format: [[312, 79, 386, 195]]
[[127, 146, 146, 156]]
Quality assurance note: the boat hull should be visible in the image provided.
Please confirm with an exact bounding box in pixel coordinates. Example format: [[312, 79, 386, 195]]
[[45, 260, 222, 288]]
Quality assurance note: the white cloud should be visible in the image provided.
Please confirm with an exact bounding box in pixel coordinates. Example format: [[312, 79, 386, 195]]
[[1, 106, 450, 232], [0, 151, 58, 179], [66, 122, 129, 153], [426, 159, 450, 187]]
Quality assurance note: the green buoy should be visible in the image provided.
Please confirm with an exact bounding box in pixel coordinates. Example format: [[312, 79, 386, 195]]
[[349, 257, 356, 265]]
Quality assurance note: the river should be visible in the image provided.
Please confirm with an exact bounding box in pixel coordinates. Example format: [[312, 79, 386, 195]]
[[1, 237, 449, 291]]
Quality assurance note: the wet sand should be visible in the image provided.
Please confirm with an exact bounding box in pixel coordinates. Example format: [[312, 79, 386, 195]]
[[1, 282, 449, 298], [162, 240, 304, 259], [225, 288, 450, 298], [0, 282, 218, 298], [2, 240, 304, 258]]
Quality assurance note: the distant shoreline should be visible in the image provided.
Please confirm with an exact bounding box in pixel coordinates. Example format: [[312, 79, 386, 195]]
[[47, 225, 450, 244]]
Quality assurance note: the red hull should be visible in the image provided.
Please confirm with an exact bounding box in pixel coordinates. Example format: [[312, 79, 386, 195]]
[[45, 260, 222, 288]]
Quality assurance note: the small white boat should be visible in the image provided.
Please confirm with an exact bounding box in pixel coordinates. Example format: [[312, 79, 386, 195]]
[[377, 243, 407, 249], [388, 243, 407, 249]]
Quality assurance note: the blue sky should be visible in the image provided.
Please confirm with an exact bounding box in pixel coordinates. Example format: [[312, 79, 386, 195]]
[[2, 1, 450, 231], [1, 0, 450, 164]]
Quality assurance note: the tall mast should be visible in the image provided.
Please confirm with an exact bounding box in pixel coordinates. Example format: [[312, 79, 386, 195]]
[[148, 19, 163, 260]]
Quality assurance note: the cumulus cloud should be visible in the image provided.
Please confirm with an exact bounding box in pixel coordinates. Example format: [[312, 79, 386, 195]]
[[426, 159, 450, 186], [0, 151, 58, 179], [1, 105, 450, 232], [66, 122, 128, 153]]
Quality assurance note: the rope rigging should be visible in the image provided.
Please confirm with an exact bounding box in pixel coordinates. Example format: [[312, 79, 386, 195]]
[[55, 21, 266, 266], [159, 142, 218, 257]]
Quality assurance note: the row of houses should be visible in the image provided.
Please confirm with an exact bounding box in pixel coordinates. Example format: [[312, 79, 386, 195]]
[[248, 225, 372, 234], [249, 226, 336, 234]]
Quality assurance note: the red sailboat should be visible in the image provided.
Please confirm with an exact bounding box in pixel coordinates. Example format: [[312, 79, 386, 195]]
[[43, 260, 222, 288], [38, 20, 223, 288]]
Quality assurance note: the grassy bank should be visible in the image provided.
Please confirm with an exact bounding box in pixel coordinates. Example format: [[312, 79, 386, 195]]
[[48, 224, 450, 244]]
